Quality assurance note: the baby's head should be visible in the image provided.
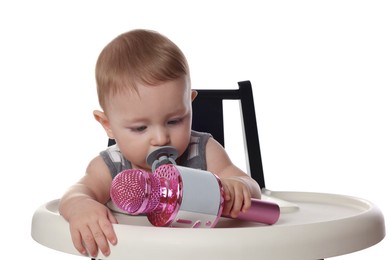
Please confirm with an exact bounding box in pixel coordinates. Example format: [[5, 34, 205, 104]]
[[95, 29, 190, 109], [94, 29, 196, 170]]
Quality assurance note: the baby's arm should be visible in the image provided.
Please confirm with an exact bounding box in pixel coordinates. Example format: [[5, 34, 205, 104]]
[[59, 156, 117, 258], [205, 138, 261, 218]]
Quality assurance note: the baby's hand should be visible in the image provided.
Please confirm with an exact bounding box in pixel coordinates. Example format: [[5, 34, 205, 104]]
[[67, 198, 118, 258], [220, 176, 252, 218]]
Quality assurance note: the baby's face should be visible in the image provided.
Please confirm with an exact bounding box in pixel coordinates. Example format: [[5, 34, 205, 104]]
[[105, 76, 194, 170]]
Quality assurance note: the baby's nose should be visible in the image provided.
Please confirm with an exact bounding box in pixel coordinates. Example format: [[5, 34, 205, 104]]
[[151, 127, 170, 146]]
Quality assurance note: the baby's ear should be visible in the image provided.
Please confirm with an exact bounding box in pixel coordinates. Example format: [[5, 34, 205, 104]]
[[191, 90, 198, 101], [93, 110, 114, 138]]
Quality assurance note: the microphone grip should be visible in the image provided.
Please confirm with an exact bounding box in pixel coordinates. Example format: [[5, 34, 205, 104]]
[[223, 198, 280, 225]]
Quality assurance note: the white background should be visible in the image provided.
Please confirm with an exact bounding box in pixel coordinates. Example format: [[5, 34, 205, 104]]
[[1, 0, 388, 259]]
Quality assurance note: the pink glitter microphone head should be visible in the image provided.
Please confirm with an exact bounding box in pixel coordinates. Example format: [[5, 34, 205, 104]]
[[146, 164, 183, 227], [110, 169, 161, 215], [110, 165, 183, 227]]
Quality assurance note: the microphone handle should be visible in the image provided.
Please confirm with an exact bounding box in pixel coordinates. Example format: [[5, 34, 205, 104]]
[[223, 198, 280, 225]]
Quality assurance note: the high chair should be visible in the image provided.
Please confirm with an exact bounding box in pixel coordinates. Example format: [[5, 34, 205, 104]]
[[32, 80, 385, 259]]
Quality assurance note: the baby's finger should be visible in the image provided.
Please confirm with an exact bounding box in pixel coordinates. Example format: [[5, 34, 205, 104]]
[[99, 216, 117, 248], [222, 183, 232, 201], [105, 211, 118, 245], [241, 189, 252, 213], [223, 199, 234, 216], [89, 224, 110, 257], [80, 226, 99, 258], [230, 191, 244, 218], [108, 210, 118, 225], [69, 228, 88, 256]]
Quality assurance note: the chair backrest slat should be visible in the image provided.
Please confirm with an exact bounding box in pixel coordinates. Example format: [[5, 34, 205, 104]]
[[192, 81, 265, 188]]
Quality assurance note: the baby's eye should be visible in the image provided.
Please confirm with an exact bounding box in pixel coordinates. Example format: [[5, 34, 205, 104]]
[[130, 126, 147, 132], [168, 118, 183, 125]]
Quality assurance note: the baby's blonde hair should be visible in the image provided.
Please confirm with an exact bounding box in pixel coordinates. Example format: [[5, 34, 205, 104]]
[[95, 29, 189, 109]]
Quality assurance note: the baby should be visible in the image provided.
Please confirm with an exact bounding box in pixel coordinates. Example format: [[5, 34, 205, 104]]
[[59, 29, 261, 258]]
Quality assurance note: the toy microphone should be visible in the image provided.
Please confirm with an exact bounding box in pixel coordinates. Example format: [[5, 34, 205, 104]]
[[110, 146, 280, 228]]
